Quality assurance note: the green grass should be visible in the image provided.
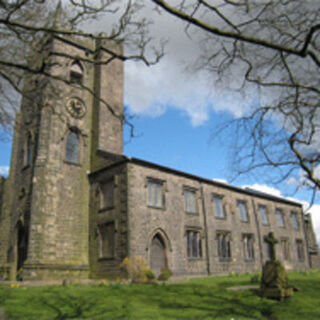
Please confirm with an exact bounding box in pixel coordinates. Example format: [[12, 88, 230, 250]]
[[1, 271, 320, 319]]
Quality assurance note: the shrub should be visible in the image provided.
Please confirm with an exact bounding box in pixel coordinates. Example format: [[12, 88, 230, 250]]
[[145, 269, 156, 282], [250, 273, 261, 284], [158, 268, 172, 281], [120, 257, 149, 283]]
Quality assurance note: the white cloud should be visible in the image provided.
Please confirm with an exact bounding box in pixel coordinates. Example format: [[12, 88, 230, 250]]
[[0, 166, 9, 177], [213, 178, 229, 184], [242, 183, 282, 197], [286, 166, 320, 192], [124, 5, 255, 126]]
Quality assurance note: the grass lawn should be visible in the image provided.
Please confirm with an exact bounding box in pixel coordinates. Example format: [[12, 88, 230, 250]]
[[1, 271, 320, 319]]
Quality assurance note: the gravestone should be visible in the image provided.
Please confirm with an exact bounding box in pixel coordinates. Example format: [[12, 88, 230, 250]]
[[260, 232, 293, 301]]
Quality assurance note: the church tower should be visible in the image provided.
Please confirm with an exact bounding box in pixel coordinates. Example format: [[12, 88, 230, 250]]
[[0, 33, 123, 280]]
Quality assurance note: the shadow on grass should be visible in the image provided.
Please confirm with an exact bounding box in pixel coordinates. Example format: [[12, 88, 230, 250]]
[[3, 274, 320, 320], [129, 283, 277, 319], [3, 287, 119, 320], [37, 290, 106, 320]]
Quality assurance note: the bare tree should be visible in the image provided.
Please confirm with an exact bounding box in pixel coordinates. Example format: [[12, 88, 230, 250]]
[[152, 0, 320, 199], [0, 0, 164, 137]]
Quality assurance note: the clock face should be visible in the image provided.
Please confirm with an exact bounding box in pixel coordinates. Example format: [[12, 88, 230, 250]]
[[66, 98, 86, 119]]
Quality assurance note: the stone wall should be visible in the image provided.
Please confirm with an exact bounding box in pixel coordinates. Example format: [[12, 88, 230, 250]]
[[126, 160, 311, 277], [89, 162, 128, 279], [127, 162, 207, 277], [90, 40, 124, 173]]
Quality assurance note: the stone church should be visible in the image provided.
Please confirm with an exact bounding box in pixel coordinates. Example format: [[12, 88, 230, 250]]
[[0, 34, 318, 281]]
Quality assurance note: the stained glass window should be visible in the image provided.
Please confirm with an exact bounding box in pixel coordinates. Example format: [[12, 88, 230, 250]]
[[217, 231, 231, 260], [65, 131, 79, 164]]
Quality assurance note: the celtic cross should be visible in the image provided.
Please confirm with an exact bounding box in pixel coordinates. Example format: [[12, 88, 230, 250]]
[[264, 232, 278, 261]]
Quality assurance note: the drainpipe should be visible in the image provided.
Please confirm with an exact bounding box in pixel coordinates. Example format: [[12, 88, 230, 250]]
[[251, 198, 264, 267], [200, 183, 210, 275], [302, 211, 312, 269]]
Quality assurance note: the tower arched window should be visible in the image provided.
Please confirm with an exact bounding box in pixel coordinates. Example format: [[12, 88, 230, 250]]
[[69, 61, 84, 85], [65, 131, 79, 164]]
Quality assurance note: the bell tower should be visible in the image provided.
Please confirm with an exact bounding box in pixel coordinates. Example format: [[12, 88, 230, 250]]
[[0, 33, 124, 280]]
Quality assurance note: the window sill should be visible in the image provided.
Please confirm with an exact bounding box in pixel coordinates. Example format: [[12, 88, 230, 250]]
[[215, 216, 227, 220], [219, 258, 232, 262], [187, 257, 203, 261], [240, 220, 249, 223], [244, 259, 255, 262], [64, 160, 81, 167], [99, 206, 114, 213], [262, 224, 270, 227], [98, 256, 115, 261], [148, 205, 165, 210], [185, 211, 199, 216]]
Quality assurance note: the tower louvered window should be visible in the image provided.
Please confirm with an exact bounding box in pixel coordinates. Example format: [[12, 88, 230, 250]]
[[70, 61, 84, 85]]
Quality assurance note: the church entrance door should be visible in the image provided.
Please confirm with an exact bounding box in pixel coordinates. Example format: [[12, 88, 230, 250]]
[[150, 234, 167, 277], [15, 221, 27, 273]]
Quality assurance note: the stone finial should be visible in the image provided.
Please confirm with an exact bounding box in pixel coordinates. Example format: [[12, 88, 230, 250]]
[[53, 0, 63, 29]]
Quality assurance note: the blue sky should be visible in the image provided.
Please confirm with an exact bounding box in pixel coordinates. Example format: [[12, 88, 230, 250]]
[[0, 106, 314, 201], [0, 4, 319, 243]]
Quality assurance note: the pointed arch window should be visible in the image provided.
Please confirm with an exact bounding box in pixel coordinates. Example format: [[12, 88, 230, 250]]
[[24, 133, 32, 166], [65, 130, 79, 164], [70, 60, 84, 85]]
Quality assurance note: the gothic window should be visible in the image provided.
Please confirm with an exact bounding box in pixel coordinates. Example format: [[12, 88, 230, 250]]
[[276, 209, 285, 228], [291, 211, 299, 230], [213, 195, 225, 218], [259, 205, 269, 225], [296, 239, 304, 261], [237, 200, 248, 222], [186, 230, 202, 259], [217, 231, 231, 261], [243, 234, 254, 261], [100, 179, 114, 209], [281, 238, 290, 261], [65, 131, 80, 164], [70, 60, 84, 85], [147, 179, 164, 208], [184, 189, 197, 214], [24, 133, 32, 166], [97, 222, 115, 259]]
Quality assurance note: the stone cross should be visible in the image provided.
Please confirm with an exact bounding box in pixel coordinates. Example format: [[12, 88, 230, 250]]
[[264, 232, 278, 261]]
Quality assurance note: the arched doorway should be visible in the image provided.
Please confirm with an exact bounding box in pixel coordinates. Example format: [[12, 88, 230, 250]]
[[15, 221, 27, 272], [150, 234, 167, 277]]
